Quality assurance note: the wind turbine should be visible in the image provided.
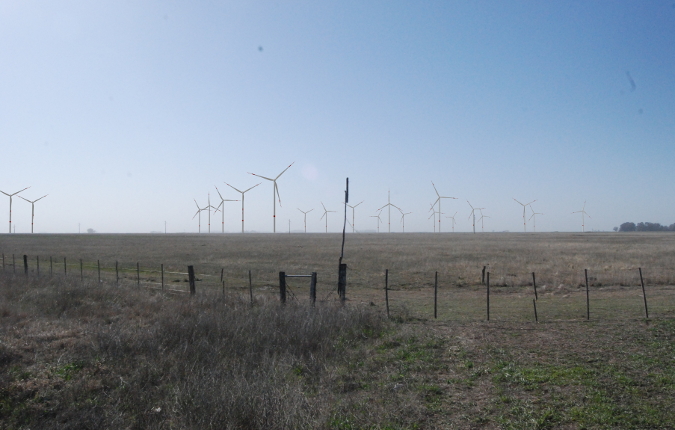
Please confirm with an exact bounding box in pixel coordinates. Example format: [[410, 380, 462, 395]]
[[0, 186, 30, 233], [431, 182, 457, 233], [370, 212, 383, 233], [248, 162, 294, 233], [477, 209, 490, 233], [529, 208, 543, 232], [213, 186, 238, 233], [400, 211, 412, 233], [319, 202, 336, 233], [514, 198, 537, 232], [377, 190, 401, 233], [428, 203, 437, 232], [18, 194, 48, 234], [205, 193, 220, 233], [445, 212, 458, 232], [347, 200, 364, 233], [225, 182, 260, 233], [467, 201, 484, 234], [572, 201, 591, 232], [192, 199, 209, 233], [297, 208, 313, 233]]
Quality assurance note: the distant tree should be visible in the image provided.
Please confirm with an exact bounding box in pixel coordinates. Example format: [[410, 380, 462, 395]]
[[87, 228, 96, 234], [619, 222, 636, 232], [613, 227, 618, 232]]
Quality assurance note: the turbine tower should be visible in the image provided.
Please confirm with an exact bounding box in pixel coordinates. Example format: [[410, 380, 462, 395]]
[[377, 190, 401, 233], [467, 201, 483, 234], [347, 200, 364, 233], [572, 201, 591, 232], [214, 186, 238, 233], [477, 209, 490, 233], [445, 212, 458, 232], [529, 208, 543, 232], [0, 186, 30, 233], [370, 212, 383, 233], [297, 208, 313, 233], [248, 162, 294, 233], [192, 199, 209, 233], [514, 198, 537, 232], [319, 202, 336, 233], [225, 182, 260, 233], [428, 203, 437, 232], [205, 193, 220, 233], [400, 211, 412, 233], [18, 194, 48, 234], [431, 182, 457, 233]]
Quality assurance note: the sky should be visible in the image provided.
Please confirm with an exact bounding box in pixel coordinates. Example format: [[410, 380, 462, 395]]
[[1, 1, 674, 234]]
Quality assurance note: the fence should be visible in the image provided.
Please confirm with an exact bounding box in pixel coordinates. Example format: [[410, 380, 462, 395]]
[[2, 252, 675, 322]]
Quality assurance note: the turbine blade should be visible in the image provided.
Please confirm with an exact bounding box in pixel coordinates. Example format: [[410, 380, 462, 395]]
[[275, 162, 295, 180], [248, 173, 274, 181], [215, 186, 225, 200], [431, 181, 440, 197], [225, 183, 243, 193], [513, 198, 524, 206]]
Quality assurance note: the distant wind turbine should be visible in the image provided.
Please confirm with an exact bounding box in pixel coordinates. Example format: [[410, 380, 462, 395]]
[[0, 186, 30, 233], [205, 193, 220, 233], [297, 208, 313, 233], [214, 186, 238, 233], [445, 212, 458, 232], [347, 200, 364, 233], [572, 201, 591, 232], [377, 190, 402, 233], [514, 198, 537, 232], [370, 211, 383, 233], [431, 182, 457, 233], [400, 211, 412, 233], [18, 194, 48, 234], [225, 182, 260, 233], [192, 199, 209, 233], [467, 201, 484, 234], [477, 209, 490, 233], [320, 202, 336, 233], [529, 208, 543, 232], [248, 162, 294, 233]]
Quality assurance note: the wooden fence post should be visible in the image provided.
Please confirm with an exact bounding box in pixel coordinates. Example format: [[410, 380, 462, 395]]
[[434, 271, 438, 319], [338, 263, 347, 303], [279, 271, 286, 304], [385, 269, 390, 318], [23, 255, 28, 276], [188, 265, 196, 295], [585, 269, 590, 321], [533, 299, 538, 323], [486, 272, 490, 321], [310, 272, 317, 306], [481, 266, 486, 285], [249, 270, 253, 305], [639, 268, 649, 319], [532, 272, 538, 300]]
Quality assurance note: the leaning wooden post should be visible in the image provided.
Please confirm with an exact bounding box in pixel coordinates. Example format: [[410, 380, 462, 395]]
[[338, 264, 347, 304], [248, 270, 253, 305], [136, 262, 140, 287], [161, 264, 164, 290], [385, 269, 390, 318], [115, 261, 119, 286], [279, 271, 286, 304], [585, 269, 590, 321], [97, 260, 101, 284], [481, 266, 486, 285], [23, 255, 28, 276], [434, 271, 438, 319], [532, 272, 538, 300], [639, 268, 649, 319], [533, 299, 538, 323], [310, 272, 317, 306], [486, 272, 490, 321], [188, 265, 196, 295]]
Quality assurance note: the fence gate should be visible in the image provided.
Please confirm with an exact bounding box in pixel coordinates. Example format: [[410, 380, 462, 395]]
[[279, 271, 318, 304]]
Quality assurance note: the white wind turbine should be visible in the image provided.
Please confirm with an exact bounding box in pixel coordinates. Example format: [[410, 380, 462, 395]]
[[445, 212, 458, 232], [400, 211, 412, 233], [572, 201, 591, 232], [1, 186, 30, 233], [514, 198, 537, 232], [320, 202, 336, 233], [431, 182, 457, 233], [192, 199, 209, 233], [529, 208, 543, 232], [477, 209, 490, 233], [297, 208, 313, 233], [347, 200, 364, 233], [205, 193, 220, 233], [214, 186, 238, 233], [467, 201, 483, 234], [226, 182, 260, 233], [248, 162, 294, 233], [18, 194, 48, 234], [428, 203, 438, 232], [370, 212, 383, 233], [377, 190, 401, 233]]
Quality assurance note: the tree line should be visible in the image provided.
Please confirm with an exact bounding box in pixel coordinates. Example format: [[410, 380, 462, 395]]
[[615, 222, 675, 232]]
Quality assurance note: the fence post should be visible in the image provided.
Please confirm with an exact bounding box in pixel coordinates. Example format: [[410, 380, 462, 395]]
[[220, 268, 223, 283], [115, 261, 119, 285], [585, 269, 590, 321], [188, 265, 196, 295], [248, 270, 253, 305], [639, 268, 649, 319], [279, 271, 286, 304], [37, 256, 40, 277], [532, 272, 538, 300], [23, 255, 28, 276], [310, 272, 317, 305], [481, 266, 486, 285], [161, 264, 164, 290], [338, 263, 347, 304], [137, 262, 140, 287], [486, 272, 490, 321], [97, 260, 101, 284], [533, 299, 538, 323], [385, 269, 390, 318], [434, 271, 438, 319]]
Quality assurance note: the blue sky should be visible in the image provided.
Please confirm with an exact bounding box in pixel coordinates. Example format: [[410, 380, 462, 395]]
[[1, 1, 674, 233]]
